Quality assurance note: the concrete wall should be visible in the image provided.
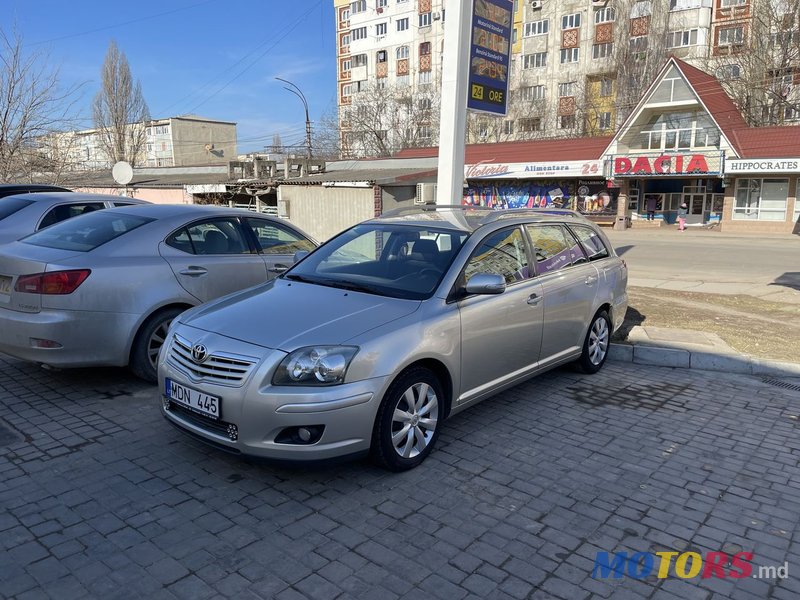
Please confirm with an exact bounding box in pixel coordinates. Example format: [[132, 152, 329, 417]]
[[73, 186, 195, 205], [278, 185, 374, 242], [171, 119, 237, 167], [721, 176, 799, 234]]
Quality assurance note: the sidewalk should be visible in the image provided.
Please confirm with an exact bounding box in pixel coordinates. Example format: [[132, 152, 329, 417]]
[[609, 324, 800, 376]]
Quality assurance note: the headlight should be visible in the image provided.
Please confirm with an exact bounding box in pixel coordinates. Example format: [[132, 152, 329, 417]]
[[272, 346, 358, 386]]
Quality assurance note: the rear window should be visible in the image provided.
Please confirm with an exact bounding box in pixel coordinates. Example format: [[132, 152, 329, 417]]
[[22, 211, 153, 252], [0, 197, 34, 221]]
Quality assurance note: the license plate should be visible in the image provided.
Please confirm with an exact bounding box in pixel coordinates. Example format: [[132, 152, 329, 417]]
[[165, 378, 221, 420], [0, 275, 11, 294]]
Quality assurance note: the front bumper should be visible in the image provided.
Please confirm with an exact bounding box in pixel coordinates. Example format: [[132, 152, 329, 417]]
[[158, 331, 390, 461], [0, 306, 138, 367]]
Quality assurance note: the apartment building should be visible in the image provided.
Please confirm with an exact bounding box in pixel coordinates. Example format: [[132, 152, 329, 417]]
[[334, 0, 796, 156], [44, 115, 237, 171]]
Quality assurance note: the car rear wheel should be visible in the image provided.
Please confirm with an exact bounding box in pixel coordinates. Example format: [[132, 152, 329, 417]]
[[577, 309, 611, 374], [130, 307, 184, 383], [371, 366, 443, 471]]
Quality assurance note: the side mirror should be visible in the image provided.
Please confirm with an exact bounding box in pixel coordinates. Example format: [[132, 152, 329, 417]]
[[465, 273, 506, 295], [293, 250, 310, 264]]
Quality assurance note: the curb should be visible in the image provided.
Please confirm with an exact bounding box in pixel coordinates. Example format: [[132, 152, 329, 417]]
[[608, 343, 800, 377]]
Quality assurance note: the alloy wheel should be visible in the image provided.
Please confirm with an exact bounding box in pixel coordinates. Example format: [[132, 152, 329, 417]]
[[147, 318, 174, 370], [588, 316, 609, 365], [390, 382, 439, 459]]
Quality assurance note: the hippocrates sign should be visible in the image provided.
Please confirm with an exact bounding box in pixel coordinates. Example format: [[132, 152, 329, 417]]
[[467, 0, 513, 115], [725, 158, 800, 174]]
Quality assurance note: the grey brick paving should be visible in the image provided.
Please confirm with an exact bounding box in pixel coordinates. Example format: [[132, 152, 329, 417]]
[[1, 354, 800, 599]]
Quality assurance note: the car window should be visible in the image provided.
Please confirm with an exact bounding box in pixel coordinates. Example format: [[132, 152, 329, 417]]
[[113, 201, 138, 207], [569, 225, 610, 261], [0, 197, 33, 221], [179, 219, 250, 255], [23, 211, 153, 252], [39, 203, 105, 229], [244, 218, 315, 255], [464, 227, 530, 285], [526, 224, 582, 275]]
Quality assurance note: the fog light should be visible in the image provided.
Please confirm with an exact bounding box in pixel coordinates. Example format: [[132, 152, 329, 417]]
[[275, 425, 324, 445], [298, 427, 312, 442], [30, 338, 62, 349]]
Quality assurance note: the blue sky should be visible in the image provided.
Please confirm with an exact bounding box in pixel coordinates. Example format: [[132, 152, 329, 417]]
[[7, 0, 337, 154]]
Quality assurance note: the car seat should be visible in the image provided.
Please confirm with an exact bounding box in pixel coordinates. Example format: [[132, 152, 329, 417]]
[[203, 230, 229, 254]]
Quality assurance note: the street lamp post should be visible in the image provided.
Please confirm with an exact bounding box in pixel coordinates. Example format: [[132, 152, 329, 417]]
[[275, 77, 312, 159]]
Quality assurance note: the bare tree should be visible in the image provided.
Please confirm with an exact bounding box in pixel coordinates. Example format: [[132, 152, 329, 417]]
[[0, 28, 81, 181], [92, 41, 149, 166]]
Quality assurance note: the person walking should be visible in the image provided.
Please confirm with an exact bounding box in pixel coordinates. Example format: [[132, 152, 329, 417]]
[[645, 195, 657, 221], [677, 202, 688, 231]]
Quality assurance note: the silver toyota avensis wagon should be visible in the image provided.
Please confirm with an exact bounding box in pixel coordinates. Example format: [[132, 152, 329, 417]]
[[159, 206, 628, 471]]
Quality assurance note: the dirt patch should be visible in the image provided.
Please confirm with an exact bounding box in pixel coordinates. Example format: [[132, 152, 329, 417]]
[[614, 286, 800, 363]]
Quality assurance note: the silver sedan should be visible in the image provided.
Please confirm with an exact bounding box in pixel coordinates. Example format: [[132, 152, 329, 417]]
[[0, 192, 148, 245], [158, 207, 628, 470], [0, 204, 317, 381]]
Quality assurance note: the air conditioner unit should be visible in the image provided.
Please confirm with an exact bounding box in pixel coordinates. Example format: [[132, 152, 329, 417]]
[[530, 0, 543, 9], [415, 182, 437, 204], [432, 11, 441, 20]]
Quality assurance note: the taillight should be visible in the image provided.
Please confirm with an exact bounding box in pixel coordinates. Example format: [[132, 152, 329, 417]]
[[14, 270, 91, 294]]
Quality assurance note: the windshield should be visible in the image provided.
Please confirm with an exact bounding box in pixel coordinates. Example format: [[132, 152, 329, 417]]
[[0, 197, 33, 221], [22, 211, 153, 252], [285, 223, 469, 300]]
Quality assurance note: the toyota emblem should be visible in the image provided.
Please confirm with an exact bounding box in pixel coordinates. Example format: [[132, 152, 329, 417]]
[[191, 343, 209, 363]]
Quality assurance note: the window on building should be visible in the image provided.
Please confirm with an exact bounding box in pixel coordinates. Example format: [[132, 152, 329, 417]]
[[353, 53, 368, 67], [351, 0, 366, 14], [420, 41, 431, 55], [716, 63, 742, 79], [718, 26, 744, 46], [561, 13, 581, 29], [735, 178, 789, 220], [630, 0, 652, 17], [594, 7, 615, 23], [502, 120, 514, 135], [523, 52, 547, 69], [600, 77, 613, 96], [670, 0, 704, 9], [342, 84, 353, 97], [598, 112, 613, 130], [397, 18, 409, 31], [377, 50, 387, 63], [418, 125, 432, 139], [592, 42, 613, 59], [396, 74, 410, 86], [341, 7, 351, 20], [376, 78, 387, 89], [377, 0, 388, 7], [352, 26, 367, 40], [638, 112, 720, 150], [419, 71, 432, 84], [518, 117, 542, 132], [341, 33, 351, 46], [419, 12, 432, 27], [520, 85, 546, 101], [784, 106, 800, 121], [668, 29, 699, 48], [524, 19, 549, 37], [560, 48, 579, 63], [376, 22, 387, 36], [720, 0, 746, 7], [630, 36, 649, 52], [558, 114, 577, 129], [397, 45, 409, 59], [418, 97, 432, 111], [342, 59, 351, 72], [558, 82, 575, 97]]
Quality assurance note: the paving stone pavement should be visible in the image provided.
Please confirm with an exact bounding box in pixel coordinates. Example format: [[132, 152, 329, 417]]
[[1, 353, 800, 600]]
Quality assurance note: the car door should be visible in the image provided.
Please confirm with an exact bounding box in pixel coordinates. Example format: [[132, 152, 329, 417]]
[[241, 217, 316, 279], [456, 226, 544, 405], [526, 224, 599, 367], [159, 217, 269, 302], [568, 223, 626, 302]]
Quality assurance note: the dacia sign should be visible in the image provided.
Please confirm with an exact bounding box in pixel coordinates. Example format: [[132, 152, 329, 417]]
[[467, 0, 513, 116]]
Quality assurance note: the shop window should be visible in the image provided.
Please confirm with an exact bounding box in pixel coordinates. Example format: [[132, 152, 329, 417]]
[[734, 178, 788, 220]]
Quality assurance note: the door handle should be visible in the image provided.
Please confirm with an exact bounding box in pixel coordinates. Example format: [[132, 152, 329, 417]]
[[179, 267, 208, 276], [585, 276, 598, 285], [269, 264, 289, 274], [527, 293, 541, 306]]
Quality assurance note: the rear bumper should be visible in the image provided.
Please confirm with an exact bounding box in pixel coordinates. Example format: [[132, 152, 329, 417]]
[[0, 307, 138, 367]]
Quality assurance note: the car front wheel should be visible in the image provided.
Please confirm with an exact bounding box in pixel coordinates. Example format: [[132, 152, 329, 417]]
[[577, 309, 611, 374], [371, 366, 443, 471], [130, 307, 184, 383]]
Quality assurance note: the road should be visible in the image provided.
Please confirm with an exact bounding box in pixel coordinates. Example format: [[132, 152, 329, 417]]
[[2, 353, 800, 599]]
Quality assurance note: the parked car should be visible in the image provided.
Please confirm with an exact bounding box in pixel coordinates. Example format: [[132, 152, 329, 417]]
[[158, 206, 628, 470], [0, 184, 72, 199], [0, 192, 149, 245], [0, 204, 317, 381]]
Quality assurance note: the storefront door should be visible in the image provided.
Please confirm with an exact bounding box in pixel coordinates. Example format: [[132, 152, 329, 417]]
[[684, 193, 705, 224]]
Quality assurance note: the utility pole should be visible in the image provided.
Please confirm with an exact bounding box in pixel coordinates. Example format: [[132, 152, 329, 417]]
[[276, 77, 313, 159]]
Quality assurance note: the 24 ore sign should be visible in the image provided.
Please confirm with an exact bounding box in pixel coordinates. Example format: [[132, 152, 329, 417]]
[[468, 0, 513, 115]]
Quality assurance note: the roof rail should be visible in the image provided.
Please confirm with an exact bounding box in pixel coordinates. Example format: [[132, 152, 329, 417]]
[[378, 204, 589, 223]]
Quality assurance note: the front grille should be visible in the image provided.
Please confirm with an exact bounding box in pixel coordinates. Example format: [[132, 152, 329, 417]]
[[168, 335, 257, 385], [166, 401, 237, 439]]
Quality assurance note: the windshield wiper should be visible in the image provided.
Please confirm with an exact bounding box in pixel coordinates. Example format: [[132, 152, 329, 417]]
[[284, 273, 383, 295], [283, 273, 318, 284]]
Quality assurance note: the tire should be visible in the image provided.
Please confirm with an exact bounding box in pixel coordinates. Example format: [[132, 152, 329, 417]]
[[371, 367, 444, 471], [130, 307, 184, 383], [576, 310, 611, 374]]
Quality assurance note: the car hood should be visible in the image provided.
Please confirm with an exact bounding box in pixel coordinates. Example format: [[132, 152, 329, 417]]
[[180, 278, 421, 351]]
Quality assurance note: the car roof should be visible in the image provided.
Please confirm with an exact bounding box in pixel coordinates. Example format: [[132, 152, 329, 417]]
[[0, 184, 71, 198], [372, 205, 593, 233], [102, 203, 280, 220], [6, 192, 147, 204]]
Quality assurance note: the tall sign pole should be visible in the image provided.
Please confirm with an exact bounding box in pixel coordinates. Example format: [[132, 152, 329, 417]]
[[437, 0, 513, 206]]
